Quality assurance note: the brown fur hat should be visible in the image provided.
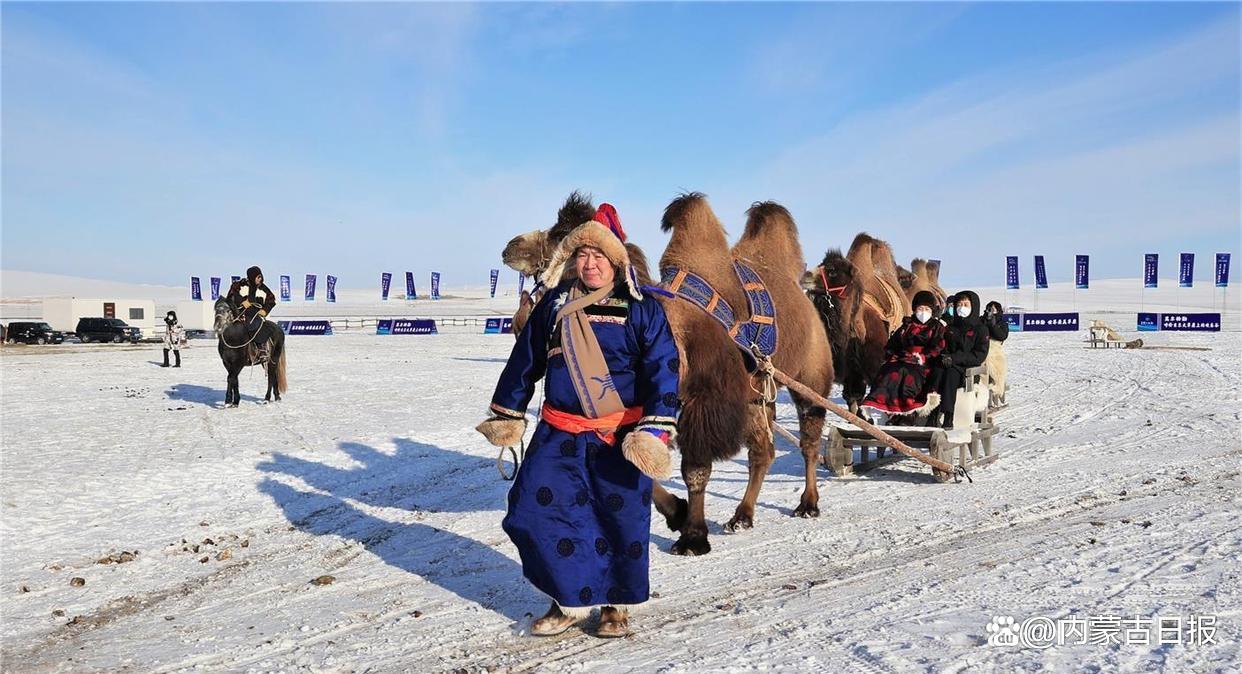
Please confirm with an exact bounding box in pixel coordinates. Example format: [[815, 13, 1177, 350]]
[[540, 203, 643, 299]]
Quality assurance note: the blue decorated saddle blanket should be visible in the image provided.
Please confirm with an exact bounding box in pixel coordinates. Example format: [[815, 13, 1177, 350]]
[[659, 260, 777, 371]]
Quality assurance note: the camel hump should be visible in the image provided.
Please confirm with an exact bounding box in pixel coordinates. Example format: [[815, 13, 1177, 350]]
[[661, 192, 711, 233], [742, 201, 796, 239]]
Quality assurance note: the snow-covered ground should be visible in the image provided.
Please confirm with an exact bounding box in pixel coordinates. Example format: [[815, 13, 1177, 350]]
[[1, 308, 1239, 671]]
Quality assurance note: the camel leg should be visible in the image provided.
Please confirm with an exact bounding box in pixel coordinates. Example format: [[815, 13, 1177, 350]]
[[651, 482, 687, 532], [725, 403, 776, 532], [844, 370, 867, 418], [670, 463, 712, 556], [791, 392, 827, 518]]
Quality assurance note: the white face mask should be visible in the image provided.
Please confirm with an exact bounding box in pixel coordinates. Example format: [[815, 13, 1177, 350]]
[[956, 305, 972, 318], [915, 310, 932, 323]]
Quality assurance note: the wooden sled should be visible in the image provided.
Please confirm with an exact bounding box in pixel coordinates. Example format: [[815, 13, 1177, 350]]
[[1087, 320, 1142, 349], [823, 366, 999, 482]]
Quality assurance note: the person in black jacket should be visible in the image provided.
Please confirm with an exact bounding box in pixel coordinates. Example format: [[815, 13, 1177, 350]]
[[983, 300, 1009, 342], [929, 290, 990, 429], [225, 266, 277, 337]]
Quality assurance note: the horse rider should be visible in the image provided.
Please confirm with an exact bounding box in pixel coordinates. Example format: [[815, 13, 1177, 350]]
[[226, 266, 277, 358]]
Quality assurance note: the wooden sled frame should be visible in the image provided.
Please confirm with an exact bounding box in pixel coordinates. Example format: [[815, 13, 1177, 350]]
[[821, 365, 1000, 482], [1087, 320, 1139, 349]]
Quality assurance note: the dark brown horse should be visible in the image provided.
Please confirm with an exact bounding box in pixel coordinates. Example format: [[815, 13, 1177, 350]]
[[214, 298, 287, 407]]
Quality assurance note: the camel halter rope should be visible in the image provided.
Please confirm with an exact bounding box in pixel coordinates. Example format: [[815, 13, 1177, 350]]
[[495, 236, 556, 481], [496, 434, 526, 481]]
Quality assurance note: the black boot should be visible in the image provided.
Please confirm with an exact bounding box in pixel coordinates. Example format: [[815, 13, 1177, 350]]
[[162, 349, 170, 367], [173, 351, 181, 367], [940, 410, 954, 430]]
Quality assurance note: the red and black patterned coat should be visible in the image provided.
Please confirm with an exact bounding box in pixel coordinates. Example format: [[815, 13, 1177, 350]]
[[862, 316, 947, 415]]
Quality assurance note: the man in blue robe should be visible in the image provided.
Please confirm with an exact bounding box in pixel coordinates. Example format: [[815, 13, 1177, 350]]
[[477, 204, 680, 638]]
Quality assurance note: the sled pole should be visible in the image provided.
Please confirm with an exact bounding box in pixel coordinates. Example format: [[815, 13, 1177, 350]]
[[771, 368, 960, 476]]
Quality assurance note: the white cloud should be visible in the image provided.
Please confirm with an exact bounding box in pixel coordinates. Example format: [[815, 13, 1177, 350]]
[[741, 15, 1240, 285]]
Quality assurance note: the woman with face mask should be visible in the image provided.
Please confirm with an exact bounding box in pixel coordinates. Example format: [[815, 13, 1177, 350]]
[[860, 291, 947, 418], [928, 290, 991, 429], [161, 310, 184, 368], [982, 301, 1009, 342]]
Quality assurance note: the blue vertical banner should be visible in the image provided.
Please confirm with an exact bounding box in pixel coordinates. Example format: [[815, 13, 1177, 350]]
[[518, 273, 526, 295], [489, 269, 499, 298], [305, 274, 317, 301], [1005, 256, 1019, 290], [1144, 254, 1159, 289], [405, 271, 417, 299], [326, 275, 337, 303], [1033, 255, 1048, 289], [279, 275, 291, 302], [1179, 253, 1194, 288], [430, 272, 441, 300], [1075, 255, 1089, 290], [210, 277, 221, 300], [1216, 253, 1231, 287], [190, 277, 202, 301], [381, 272, 392, 301]]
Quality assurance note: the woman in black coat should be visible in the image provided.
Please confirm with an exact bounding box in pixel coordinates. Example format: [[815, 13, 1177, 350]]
[[929, 290, 990, 428], [983, 300, 1009, 343]]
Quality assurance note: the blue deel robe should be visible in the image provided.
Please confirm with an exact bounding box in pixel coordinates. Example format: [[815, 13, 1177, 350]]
[[490, 280, 680, 608]]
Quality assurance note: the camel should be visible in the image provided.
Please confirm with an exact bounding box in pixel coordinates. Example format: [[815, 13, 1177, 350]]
[[654, 194, 835, 553], [801, 233, 908, 415], [909, 258, 948, 311], [500, 193, 834, 555]]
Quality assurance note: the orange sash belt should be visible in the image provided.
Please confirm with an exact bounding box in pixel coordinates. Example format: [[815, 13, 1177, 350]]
[[541, 403, 644, 445]]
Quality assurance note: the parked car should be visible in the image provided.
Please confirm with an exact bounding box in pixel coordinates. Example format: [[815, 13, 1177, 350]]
[[4, 322, 66, 345], [75, 317, 142, 343]]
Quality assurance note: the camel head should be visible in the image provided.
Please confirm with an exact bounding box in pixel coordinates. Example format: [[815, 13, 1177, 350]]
[[802, 249, 854, 294], [820, 249, 855, 293], [501, 229, 551, 276], [499, 191, 596, 277], [896, 265, 916, 290]]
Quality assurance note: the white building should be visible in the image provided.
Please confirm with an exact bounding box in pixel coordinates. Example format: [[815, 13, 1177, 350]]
[[173, 300, 216, 332], [42, 298, 157, 336]]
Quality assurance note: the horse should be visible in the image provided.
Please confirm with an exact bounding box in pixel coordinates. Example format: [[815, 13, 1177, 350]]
[[213, 298, 287, 407]]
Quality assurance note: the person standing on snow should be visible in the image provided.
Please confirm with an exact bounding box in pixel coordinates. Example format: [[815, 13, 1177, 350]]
[[161, 310, 185, 367], [476, 204, 679, 639]]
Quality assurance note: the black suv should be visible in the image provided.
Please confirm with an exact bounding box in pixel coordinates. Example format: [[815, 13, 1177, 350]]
[[5, 322, 66, 345], [75, 317, 142, 343]]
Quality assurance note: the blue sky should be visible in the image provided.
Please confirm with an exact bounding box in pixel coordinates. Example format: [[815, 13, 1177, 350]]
[[3, 2, 1238, 289]]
